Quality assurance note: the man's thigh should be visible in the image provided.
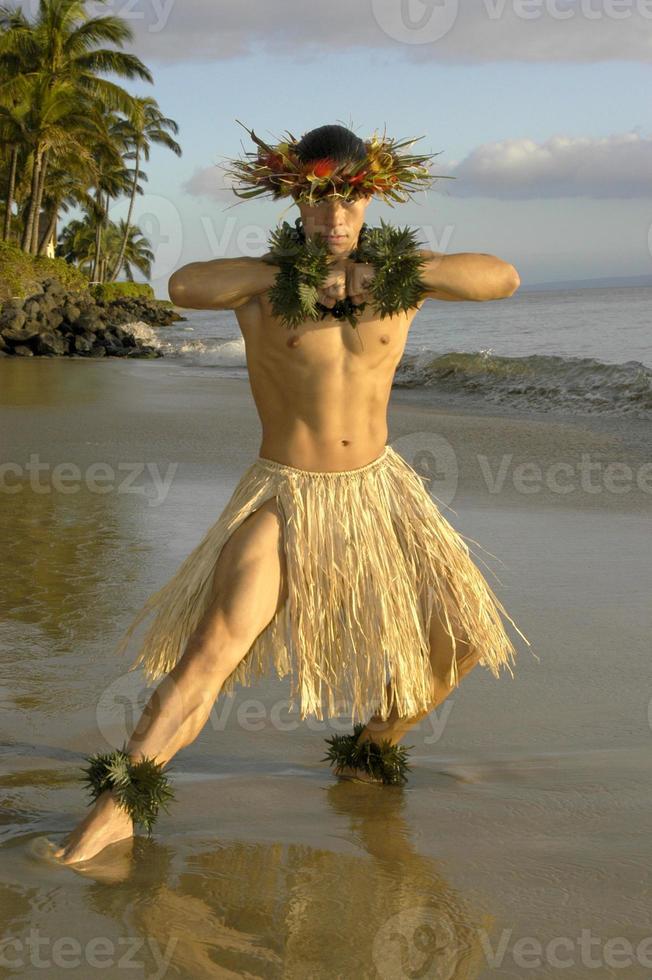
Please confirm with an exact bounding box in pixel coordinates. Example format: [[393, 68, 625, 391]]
[[211, 496, 288, 639], [182, 497, 289, 679]]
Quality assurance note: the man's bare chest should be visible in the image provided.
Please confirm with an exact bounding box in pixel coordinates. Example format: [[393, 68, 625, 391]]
[[236, 294, 422, 367]]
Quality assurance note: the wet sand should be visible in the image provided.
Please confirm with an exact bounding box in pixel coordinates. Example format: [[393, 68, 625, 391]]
[[1, 357, 651, 979]]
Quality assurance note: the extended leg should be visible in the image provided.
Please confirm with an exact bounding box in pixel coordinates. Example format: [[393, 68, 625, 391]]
[[54, 497, 288, 864], [123, 496, 289, 767]]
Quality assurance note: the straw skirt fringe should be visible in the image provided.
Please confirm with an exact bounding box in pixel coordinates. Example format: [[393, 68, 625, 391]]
[[114, 444, 531, 723]]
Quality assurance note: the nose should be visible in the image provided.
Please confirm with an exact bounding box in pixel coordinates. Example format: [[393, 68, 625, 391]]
[[320, 201, 347, 231]]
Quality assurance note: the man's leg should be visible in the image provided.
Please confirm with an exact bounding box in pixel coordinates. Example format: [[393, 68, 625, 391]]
[[355, 592, 483, 750], [54, 497, 288, 864]]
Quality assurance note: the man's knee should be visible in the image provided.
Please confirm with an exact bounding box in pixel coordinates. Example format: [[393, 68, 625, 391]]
[[428, 605, 482, 701]]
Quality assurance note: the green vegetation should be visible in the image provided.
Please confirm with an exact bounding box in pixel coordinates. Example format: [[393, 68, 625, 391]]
[[89, 281, 154, 303], [0, 239, 88, 300], [0, 0, 182, 295]]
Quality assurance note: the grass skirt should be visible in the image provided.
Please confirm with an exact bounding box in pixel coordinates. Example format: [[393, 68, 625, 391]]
[[114, 444, 531, 723]]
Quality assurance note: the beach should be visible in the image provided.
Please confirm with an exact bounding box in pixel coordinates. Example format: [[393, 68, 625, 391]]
[[1, 356, 651, 978]]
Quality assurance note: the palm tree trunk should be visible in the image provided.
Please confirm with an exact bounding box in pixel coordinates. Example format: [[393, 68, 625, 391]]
[[2, 145, 19, 243], [91, 188, 103, 281], [37, 204, 58, 256], [21, 145, 42, 253], [108, 144, 140, 282], [31, 149, 49, 254]]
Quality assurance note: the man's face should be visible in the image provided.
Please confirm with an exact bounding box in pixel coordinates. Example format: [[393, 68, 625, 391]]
[[296, 192, 373, 258]]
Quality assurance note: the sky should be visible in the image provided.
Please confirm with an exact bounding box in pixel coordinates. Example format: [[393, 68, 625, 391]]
[[43, 0, 652, 296]]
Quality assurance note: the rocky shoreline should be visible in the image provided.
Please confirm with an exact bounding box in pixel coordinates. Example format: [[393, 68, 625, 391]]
[[0, 278, 185, 358]]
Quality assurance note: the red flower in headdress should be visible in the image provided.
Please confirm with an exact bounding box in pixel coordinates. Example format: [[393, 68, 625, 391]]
[[348, 170, 368, 186], [310, 158, 338, 178]]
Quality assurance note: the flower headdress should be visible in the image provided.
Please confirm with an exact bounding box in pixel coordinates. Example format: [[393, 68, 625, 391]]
[[219, 119, 452, 207]]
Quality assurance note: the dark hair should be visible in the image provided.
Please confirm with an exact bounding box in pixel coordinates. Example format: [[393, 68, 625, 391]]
[[295, 124, 366, 165]]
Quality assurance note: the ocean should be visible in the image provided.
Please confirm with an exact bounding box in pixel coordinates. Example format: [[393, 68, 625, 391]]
[[130, 284, 652, 419]]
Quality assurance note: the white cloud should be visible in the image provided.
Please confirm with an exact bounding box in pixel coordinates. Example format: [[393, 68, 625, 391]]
[[182, 163, 238, 203], [185, 130, 652, 202], [440, 130, 652, 198], [112, 0, 652, 64]]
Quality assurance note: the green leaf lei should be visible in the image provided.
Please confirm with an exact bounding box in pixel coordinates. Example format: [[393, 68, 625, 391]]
[[80, 744, 176, 837], [261, 217, 430, 329]]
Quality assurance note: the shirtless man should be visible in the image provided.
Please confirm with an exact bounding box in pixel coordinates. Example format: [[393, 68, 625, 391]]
[[53, 178, 519, 865]]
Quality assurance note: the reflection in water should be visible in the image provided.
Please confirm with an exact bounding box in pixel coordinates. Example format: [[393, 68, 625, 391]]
[[1, 783, 493, 979], [0, 478, 146, 652], [0, 359, 109, 407]]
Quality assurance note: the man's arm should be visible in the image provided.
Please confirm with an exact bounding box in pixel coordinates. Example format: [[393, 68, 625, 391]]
[[168, 254, 277, 310], [417, 250, 520, 302]]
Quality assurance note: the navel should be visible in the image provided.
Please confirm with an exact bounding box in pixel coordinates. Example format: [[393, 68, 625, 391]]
[[287, 335, 301, 348], [341, 439, 351, 446], [380, 334, 390, 344]]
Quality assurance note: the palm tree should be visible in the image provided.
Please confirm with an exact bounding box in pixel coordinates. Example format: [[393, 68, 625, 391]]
[[0, 91, 28, 242], [105, 218, 154, 281], [107, 96, 181, 282], [57, 213, 153, 281], [0, 0, 153, 253], [0, 6, 31, 243], [87, 113, 134, 279], [17, 78, 101, 252], [35, 144, 99, 256], [56, 213, 96, 273]]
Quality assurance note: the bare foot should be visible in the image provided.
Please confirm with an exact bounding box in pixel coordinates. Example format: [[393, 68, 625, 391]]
[[51, 789, 134, 865]]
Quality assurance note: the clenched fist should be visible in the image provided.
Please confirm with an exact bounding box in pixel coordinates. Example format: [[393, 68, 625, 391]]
[[317, 260, 375, 309]]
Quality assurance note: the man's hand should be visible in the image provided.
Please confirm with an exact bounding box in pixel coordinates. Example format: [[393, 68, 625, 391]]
[[317, 260, 375, 309]]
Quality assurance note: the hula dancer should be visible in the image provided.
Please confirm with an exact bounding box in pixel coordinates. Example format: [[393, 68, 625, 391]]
[[54, 121, 530, 863]]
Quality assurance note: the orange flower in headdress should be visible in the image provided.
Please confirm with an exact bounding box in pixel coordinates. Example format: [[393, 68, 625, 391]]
[[219, 119, 453, 207], [310, 158, 338, 179]]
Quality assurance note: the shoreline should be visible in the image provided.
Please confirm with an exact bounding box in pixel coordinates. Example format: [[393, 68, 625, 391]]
[[1, 357, 649, 517]]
